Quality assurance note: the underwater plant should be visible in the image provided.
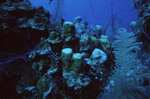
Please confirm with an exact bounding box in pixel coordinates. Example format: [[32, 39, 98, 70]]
[[50, 0, 65, 27], [112, 28, 141, 68], [100, 28, 150, 99], [0, 49, 36, 78], [88, 0, 95, 26]]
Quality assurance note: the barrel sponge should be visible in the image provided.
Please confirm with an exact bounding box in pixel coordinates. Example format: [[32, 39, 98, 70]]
[[62, 22, 75, 38]]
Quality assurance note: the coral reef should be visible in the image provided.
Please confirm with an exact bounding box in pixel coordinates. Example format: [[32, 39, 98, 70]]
[[0, 1, 112, 96], [0, 0, 149, 99]]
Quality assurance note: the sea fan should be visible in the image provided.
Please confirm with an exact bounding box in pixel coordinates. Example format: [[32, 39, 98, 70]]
[[112, 28, 141, 69], [50, 0, 64, 25], [111, 28, 142, 80], [100, 28, 149, 99]]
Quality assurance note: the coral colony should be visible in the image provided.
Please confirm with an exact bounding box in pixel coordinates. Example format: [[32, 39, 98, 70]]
[[0, 0, 149, 98]]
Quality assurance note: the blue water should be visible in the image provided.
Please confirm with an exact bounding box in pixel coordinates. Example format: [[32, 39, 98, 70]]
[[29, 0, 137, 31]]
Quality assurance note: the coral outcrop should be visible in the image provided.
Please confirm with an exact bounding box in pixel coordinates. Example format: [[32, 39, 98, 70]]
[[0, 1, 114, 99]]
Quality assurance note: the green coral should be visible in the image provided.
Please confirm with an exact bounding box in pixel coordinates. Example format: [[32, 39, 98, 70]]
[[61, 48, 83, 73], [99, 35, 111, 50], [80, 34, 91, 51], [62, 22, 75, 38], [49, 31, 57, 40], [47, 31, 62, 44], [61, 48, 73, 71], [90, 36, 99, 48], [32, 60, 45, 72], [50, 57, 58, 70], [70, 53, 83, 73], [37, 75, 50, 95]]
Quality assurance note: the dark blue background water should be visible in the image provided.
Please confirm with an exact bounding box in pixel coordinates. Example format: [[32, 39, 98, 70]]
[[29, 0, 137, 31]]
